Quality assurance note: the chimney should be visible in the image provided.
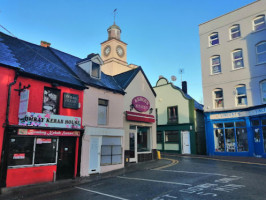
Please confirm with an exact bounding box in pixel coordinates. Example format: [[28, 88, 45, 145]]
[[182, 81, 187, 94], [41, 41, 51, 48]]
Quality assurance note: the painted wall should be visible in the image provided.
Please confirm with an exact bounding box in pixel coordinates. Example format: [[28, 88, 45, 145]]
[[199, 0, 266, 112]]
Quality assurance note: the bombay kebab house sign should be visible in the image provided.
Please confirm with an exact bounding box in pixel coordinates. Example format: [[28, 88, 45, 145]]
[[132, 96, 150, 112]]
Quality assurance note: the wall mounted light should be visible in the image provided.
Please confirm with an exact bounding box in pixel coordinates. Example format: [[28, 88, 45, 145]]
[[149, 108, 153, 114], [130, 104, 134, 111]]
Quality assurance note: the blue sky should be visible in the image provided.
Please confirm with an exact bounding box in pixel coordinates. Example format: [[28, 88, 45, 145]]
[[0, 0, 255, 103]]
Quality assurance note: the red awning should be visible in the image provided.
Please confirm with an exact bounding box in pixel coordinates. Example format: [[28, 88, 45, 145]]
[[126, 111, 155, 123]]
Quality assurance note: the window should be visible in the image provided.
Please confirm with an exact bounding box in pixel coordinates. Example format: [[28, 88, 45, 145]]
[[211, 55, 221, 74], [213, 89, 224, 108], [98, 99, 108, 125], [137, 127, 150, 152], [232, 49, 244, 69], [235, 85, 247, 106], [230, 24, 241, 39], [157, 131, 163, 143], [167, 106, 178, 123], [91, 63, 100, 79], [43, 87, 60, 114], [101, 137, 122, 166], [256, 42, 266, 64], [260, 80, 266, 104], [165, 131, 179, 143], [8, 137, 58, 167], [213, 123, 224, 152], [209, 32, 219, 46], [253, 15, 266, 31]]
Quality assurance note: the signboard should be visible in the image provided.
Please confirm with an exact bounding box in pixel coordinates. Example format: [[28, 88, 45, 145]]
[[18, 89, 29, 119], [126, 111, 155, 123], [132, 96, 150, 112], [13, 153, 25, 160], [19, 112, 81, 129], [63, 93, 79, 109], [18, 129, 80, 137]]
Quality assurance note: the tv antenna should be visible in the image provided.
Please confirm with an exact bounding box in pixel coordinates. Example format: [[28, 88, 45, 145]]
[[179, 68, 184, 82]]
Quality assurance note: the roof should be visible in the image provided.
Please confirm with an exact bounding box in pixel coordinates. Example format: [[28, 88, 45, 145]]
[[114, 67, 157, 97]]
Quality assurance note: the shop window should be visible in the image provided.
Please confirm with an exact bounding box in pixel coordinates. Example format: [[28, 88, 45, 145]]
[[8, 136, 58, 167], [214, 127, 225, 152], [165, 131, 179, 143], [213, 88, 224, 108], [157, 131, 163, 143], [98, 99, 108, 125], [260, 80, 266, 104], [225, 128, 235, 152], [235, 85, 247, 106], [253, 15, 266, 31], [263, 126, 266, 153], [232, 49, 244, 69], [43, 87, 60, 114], [256, 42, 266, 64], [167, 106, 178, 123], [211, 55, 221, 74], [101, 137, 122, 166], [137, 127, 150, 152], [236, 128, 248, 152], [230, 24, 241, 40], [209, 32, 219, 46]]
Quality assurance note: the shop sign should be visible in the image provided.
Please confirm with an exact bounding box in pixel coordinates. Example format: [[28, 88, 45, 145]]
[[63, 93, 79, 109], [13, 153, 25, 160], [126, 111, 155, 123], [36, 138, 52, 144], [18, 89, 29, 119], [210, 107, 266, 120], [132, 96, 150, 112], [18, 129, 80, 137], [19, 112, 81, 129]]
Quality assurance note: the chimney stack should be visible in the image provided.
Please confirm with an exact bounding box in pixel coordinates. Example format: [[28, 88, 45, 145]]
[[41, 41, 51, 48], [182, 81, 187, 94]]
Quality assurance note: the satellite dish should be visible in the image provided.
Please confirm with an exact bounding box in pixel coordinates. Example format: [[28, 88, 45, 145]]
[[171, 75, 177, 81], [159, 75, 164, 79]]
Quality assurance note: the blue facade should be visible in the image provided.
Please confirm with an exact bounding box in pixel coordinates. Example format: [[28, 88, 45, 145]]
[[205, 105, 266, 158]]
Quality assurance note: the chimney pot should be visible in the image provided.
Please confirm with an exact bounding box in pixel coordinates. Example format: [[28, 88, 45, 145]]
[[41, 41, 51, 48]]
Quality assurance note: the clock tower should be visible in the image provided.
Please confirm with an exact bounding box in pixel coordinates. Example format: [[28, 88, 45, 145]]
[[101, 23, 137, 76]]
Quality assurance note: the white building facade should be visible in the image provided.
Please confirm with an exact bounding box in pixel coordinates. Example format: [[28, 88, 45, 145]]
[[199, 0, 266, 157]]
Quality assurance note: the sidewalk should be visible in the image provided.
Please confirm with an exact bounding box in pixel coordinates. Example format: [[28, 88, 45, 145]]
[[0, 158, 171, 200]]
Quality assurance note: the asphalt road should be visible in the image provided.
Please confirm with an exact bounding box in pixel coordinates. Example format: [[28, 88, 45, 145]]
[[30, 155, 266, 200]]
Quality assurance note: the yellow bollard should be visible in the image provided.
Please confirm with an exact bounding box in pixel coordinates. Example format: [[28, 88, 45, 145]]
[[157, 151, 161, 160]]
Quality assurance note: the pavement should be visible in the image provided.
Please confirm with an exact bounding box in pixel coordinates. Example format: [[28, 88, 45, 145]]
[[1, 154, 266, 200]]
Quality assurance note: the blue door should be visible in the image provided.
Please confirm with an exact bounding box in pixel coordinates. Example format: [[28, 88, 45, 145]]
[[253, 127, 263, 156]]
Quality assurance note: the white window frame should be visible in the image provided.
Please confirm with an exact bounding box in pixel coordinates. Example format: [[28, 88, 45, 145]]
[[253, 15, 266, 31], [213, 88, 224, 108], [235, 84, 247, 106], [209, 32, 219, 46], [98, 99, 108, 125], [211, 55, 221, 74], [260, 80, 266, 104], [230, 24, 241, 40], [232, 49, 244, 69], [256, 41, 266, 64]]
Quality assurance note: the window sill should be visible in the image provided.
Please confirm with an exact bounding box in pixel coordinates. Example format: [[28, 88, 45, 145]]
[[208, 44, 220, 48], [230, 67, 245, 72], [228, 36, 242, 42], [210, 72, 222, 76], [137, 151, 151, 154], [8, 163, 56, 169], [255, 62, 266, 66], [251, 28, 266, 34]]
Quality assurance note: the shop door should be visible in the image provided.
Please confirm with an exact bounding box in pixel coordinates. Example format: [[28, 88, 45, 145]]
[[253, 127, 263, 157], [57, 137, 76, 180], [129, 126, 137, 162], [89, 136, 101, 174], [182, 131, 191, 154]]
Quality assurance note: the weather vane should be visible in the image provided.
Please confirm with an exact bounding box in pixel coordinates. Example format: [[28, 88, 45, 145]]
[[114, 8, 117, 24]]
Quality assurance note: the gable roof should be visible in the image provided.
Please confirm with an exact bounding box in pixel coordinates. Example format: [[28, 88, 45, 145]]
[[113, 67, 157, 97]]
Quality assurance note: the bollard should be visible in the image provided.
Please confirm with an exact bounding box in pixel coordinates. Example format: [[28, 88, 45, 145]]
[[157, 151, 161, 160]]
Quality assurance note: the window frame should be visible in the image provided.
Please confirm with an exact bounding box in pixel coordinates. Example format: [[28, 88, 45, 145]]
[[232, 49, 244, 69], [209, 32, 219, 46], [91, 63, 101, 79], [256, 41, 266, 64], [211, 55, 222, 75], [235, 84, 247, 106], [167, 106, 178, 124], [253, 15, 266, 32], [230, 24, 241, 40], [98, 99, 109, 125], [165, 130, 179, 143], [213, 88, 224, 109], [42, 87, 61, 115], [260, 80, 266, 104]]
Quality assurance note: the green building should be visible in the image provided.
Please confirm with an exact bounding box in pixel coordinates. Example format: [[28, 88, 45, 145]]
[[154, 78, 206, 155]]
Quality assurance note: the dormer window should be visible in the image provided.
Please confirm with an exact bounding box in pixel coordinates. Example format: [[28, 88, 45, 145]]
[[91, 63, 100, 79], [77, 54, 103, 79]]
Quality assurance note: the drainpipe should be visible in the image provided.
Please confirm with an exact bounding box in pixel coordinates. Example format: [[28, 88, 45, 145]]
[[0, 71, 19, 188]]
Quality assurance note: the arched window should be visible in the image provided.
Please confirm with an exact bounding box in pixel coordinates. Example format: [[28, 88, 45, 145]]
[[253, 15, 266, 31], [211, 55, 221, 74], [235, 84, 247, 106], [213, 88, 224, 108], [230, 24, 241, 39], [256, 41, 266, 64], [209, 32, 219, 46], [260, 80, 266, 104], [232, 49, 244, 69]]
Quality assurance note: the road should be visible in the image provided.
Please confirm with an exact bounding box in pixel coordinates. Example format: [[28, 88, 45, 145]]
[[31, 155, 266, 200]]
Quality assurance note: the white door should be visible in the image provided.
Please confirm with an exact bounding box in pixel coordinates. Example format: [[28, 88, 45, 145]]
[[129, 126, 137, 162], [182, 131, 191, 154], [89, 136, 101, 174]]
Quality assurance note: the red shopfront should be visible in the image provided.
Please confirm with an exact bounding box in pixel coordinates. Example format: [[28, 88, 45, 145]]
[[5, 126, 81, 187]]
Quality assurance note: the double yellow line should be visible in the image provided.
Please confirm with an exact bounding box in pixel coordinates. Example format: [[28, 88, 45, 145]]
[[154, 158, 179, 170]]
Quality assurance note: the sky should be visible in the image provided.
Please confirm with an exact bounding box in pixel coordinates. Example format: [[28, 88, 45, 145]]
[[0, 0, 256, 103]]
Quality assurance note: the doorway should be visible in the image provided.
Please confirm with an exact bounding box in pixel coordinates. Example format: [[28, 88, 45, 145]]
[[182, 131, 191, 154], [89, 136, 101, 174], [57, 137, 76, 180], [129, 126, 137, 162]]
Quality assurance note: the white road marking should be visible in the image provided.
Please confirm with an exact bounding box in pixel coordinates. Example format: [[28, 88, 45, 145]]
[[75, 186, 129, 200], [117, 176, 192, 186], [152, 169, 227, 176]]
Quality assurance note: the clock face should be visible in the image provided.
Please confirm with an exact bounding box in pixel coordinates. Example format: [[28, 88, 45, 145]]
[[104, 45, 111, 56], [116, 45, 124, 57]]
